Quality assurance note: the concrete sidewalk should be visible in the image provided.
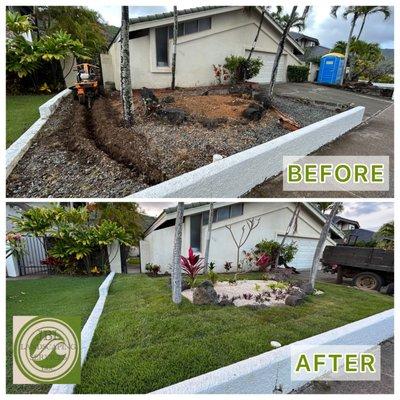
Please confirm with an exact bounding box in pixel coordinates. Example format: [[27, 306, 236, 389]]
[[247, 103, 394, 198], [293, 338, 394, 394]]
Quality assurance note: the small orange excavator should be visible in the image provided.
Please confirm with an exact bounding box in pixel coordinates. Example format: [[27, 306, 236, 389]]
[[72, 63, 100, 109]]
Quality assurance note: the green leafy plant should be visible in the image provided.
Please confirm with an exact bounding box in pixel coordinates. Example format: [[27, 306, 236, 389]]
[[208, 270, 219, 284], [255, 240, 298, 264], [145, 263, 161, 276], [267, 281, 290, 291], [287, 65, 309, 82], [224, 55, 263, 83]]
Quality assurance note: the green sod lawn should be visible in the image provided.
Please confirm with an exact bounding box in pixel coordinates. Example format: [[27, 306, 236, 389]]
[[6, 275, 104, 394], [6, 94, 53, 148], [74, 273, 393, 394]]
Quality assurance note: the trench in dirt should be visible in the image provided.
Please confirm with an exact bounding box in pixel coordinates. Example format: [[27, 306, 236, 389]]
[[75, 97, 164, 185]]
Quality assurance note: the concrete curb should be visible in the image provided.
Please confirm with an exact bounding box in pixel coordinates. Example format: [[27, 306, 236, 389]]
[[130, 106, 365, 198], [48, 272, 115, 395], [153, 308, 393, 394], [6, 89, 71, 178]]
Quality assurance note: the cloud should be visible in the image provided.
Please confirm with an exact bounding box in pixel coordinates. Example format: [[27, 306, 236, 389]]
[[341, 202, 394, 230], [91, 6, 172, 27], [137, 202, 177, 217], [302, 6, 394, 48]]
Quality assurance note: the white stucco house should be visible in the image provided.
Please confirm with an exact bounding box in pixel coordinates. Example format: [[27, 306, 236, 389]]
[[100, 6, 305, 89], [139, 202, 344, 273]]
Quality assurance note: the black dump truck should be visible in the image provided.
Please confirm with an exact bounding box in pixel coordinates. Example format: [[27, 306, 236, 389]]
[[321, 245, 394, 293]]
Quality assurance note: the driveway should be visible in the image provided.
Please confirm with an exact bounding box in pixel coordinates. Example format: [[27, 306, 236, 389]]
[[246, 83, 394, 198], [273, 82, 392, 119]]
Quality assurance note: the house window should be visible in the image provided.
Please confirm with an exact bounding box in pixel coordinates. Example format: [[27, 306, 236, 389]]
[[167, 17, 211, 38], [198, 17, 211, 31], [185, 19, 198, 35], [155, 26, 169, 66], [190, 214, 202, 252], [202, 203, 244, 225]]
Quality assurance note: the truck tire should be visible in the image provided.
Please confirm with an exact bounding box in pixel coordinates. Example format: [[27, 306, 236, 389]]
[[385, 283, 394, 295], [353, 272, 383, 291]]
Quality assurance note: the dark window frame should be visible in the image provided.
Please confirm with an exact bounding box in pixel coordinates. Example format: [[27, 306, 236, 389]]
[[155, 26, 169, 67], [202, 203, 244, 225]]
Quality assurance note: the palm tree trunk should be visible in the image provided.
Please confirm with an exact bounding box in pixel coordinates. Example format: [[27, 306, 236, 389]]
[[246, 8, 265, 60], [172, 202, 184, 304], [309, 203, 340, 289], [268, 6, 297, 98], [171, 6, 178, 90], [340, 15, 357, 85], [356, 14, 367, 40], [120, 6, 134, 126], [203, 203, 214, 273], [275, 203, 300, 267]]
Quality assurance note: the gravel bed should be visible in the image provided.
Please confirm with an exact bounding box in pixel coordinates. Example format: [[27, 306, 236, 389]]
[[6, 89, 339, 198]]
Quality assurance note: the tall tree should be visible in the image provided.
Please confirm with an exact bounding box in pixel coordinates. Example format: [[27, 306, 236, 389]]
[[172, 202, 184, 304], [171, 6, 178, 90], [203, 202, 214, 273], [245, 7, 267, 65], [120, 6, 134, 126], [330, 6, 362, 85], [268, 6, 310, 99], [276, 203, 301, 266], [356, 6, 391, 40], [309, 203, 340, 289]]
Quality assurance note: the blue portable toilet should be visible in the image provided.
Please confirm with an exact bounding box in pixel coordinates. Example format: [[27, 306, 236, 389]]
[[317, 53, 345, 85]]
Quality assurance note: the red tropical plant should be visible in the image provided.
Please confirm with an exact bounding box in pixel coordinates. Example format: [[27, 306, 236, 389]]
[[256, 253, 271, 272], [180, 247, 204, 286]]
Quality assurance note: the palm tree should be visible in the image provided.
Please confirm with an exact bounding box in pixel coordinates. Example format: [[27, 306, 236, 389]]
[[246, 7, 268, 62], [120, 6, 134, 126], [330, 6, 365, 85], [267, 6, 310, 99], [356, 6, 391, 40], [203, 203, 214, 274], [171, 6, 178, 90], [309, 202, 340, 289], [172, 202, 184, 304]]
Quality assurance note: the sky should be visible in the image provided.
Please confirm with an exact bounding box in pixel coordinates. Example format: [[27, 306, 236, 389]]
[[137, 202, 393, 231], [92, 5, 394, 49]]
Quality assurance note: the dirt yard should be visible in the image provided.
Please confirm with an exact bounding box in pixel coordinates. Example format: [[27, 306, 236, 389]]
[[7, 86, 337, 198]]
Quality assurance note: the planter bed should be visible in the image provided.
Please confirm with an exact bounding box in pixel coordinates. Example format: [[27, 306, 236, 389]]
[[6, 86, 337, 198], [74, 273, 393, 394]]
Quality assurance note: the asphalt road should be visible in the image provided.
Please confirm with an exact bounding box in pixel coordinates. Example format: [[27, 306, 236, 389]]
[[246, 83, 394, 198]]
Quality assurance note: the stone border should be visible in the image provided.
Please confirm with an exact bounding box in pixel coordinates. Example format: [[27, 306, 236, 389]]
[[6, 88, 71, 178], [130, 106, 365, 198], [48, 272, 115, 395], [153, 308, 393, 394]]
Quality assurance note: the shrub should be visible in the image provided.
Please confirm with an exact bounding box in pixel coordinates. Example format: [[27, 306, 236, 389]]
[[224, 55, 263, 83], [145, 263, 161, 276], [224, 261, 233, 272], [180, 247, 204, 287], [375, 74, 394, 84], [287, 65, 309, 82], [255, 239, 298, 263]]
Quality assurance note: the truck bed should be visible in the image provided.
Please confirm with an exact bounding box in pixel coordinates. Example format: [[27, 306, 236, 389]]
[[321, 246, 394, 273]]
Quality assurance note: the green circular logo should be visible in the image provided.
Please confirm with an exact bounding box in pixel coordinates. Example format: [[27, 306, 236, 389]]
[[14, 317, 79, 383]]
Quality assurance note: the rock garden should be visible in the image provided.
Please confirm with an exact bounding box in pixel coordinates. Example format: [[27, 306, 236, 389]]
[[7, 84, 340, 198]]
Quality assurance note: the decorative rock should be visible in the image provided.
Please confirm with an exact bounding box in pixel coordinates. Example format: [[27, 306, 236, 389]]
[[213, 154, 224, 162], [289, 287, 307, 299], [140, 87, 158, 103], [193, 280, 219, 305], [161, 95, 175, 104], [285, 295, 304, 306], [243, 103, 264, 121], [218, 298, 233, 306], [299, 282, 314, 295], [156, 108, 187, 124]]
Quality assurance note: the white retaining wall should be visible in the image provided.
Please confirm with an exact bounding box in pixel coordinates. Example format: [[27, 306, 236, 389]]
[[6, 89, 71, 178], [130, 106, 365, 198], [153, 308, 393, 394], [49, 272, 115, 395]]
